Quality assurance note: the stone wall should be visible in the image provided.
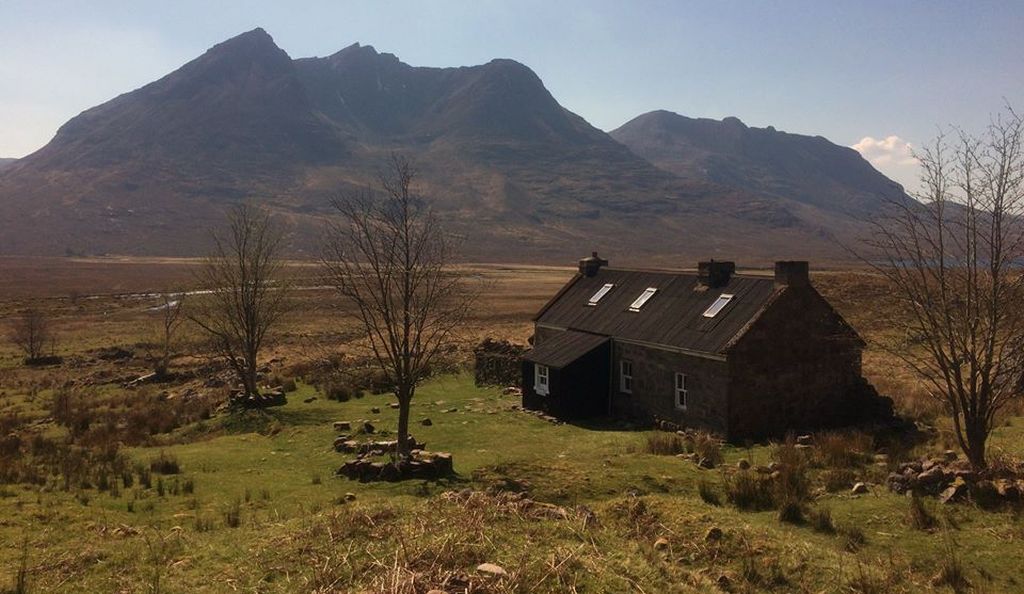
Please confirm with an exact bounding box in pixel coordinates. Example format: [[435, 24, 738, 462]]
[[727, 286, 865, 440], [474, 338, 527, 387], [611, 341, 729, 434]]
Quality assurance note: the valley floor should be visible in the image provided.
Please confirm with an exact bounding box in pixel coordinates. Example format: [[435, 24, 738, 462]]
[[0, 259, 1022, 592]]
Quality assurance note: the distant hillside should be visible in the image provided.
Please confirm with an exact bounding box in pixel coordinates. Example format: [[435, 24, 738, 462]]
[[611, 110, 908, 218], [0, 29, 909, 264], [0, 158, 16, 172]]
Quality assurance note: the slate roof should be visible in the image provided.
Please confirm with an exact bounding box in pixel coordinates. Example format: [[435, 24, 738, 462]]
[[522, 330, 609, 368], [533, 268, 780, 355]]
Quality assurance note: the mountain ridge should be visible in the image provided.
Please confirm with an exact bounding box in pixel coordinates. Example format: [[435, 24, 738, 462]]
[[0, 28, 907, 264]]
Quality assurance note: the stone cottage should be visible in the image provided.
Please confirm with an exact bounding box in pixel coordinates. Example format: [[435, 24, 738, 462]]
[[521, 254, 887, 440]]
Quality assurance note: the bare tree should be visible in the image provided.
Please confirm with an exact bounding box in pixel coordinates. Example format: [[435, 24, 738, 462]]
[[189, 205, 292, 400], [10, 308, 56, 362], [153, 291, 186, 378], [861, 107, 1024, 470], [321, 155, 476, 459]]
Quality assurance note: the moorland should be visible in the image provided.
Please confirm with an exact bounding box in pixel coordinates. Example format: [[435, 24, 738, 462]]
[[1, 256, 1023, 593]]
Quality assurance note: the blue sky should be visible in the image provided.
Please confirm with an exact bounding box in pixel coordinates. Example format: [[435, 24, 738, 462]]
[[1, 0, 1022, 189]]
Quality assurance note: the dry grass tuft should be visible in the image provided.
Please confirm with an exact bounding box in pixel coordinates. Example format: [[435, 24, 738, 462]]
[[643, 432, 687, 456]]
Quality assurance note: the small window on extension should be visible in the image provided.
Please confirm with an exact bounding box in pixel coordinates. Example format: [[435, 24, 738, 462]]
[[588, 283, 614, 306], [629, 287, 657, 312], [702, 293, 734, 318]]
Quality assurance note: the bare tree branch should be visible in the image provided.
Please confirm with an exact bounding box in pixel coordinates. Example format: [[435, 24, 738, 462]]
[[189, 204, 293, 403], [9, 308, 57, 362], [856, 106, 1024, 470], [320, 154, 478, 459], [153, 290, 186, 378]]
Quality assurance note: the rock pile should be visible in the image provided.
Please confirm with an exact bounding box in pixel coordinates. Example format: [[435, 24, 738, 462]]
[[333, 435, 425, 455], [522, 409, 563, 425], [337, 450, 454, 482], [228, 388, 287, 409], [887, 451, 1024, 505], [473, 338, 527, 387]]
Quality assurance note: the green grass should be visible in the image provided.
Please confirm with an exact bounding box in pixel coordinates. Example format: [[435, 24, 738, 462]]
[[2, 374, 1023, 592]]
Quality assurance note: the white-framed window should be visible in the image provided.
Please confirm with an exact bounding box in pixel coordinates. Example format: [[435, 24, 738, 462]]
[[702, 293, 734, 318], [674, 372, 688, 410], [620, 360, 633, 393], [588, 283, 614, 306], [534, 364, 550, 396], [671, 372, 688, 411], [629, 287, 658, 312]]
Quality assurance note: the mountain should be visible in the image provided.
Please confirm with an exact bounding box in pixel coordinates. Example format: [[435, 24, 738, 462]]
[[0, 29, 907, 264], [0, 158, 16, 172], [610, 110, 908, 218]]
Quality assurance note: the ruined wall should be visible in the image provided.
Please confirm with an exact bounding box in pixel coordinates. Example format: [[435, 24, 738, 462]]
[[611, 342, 729, 434], [727, 286, 865, 440], [474, 338, 527, 387]]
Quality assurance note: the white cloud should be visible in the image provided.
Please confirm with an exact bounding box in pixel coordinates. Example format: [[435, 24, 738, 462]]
[[851, 135, 917, 166], [851, 135, 920, 190]]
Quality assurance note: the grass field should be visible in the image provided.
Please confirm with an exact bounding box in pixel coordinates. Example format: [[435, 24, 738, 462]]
[[1, 258, 1023, 593]]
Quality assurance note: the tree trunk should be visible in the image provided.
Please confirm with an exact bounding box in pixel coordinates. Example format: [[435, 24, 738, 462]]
[[396, 386, 412, 460], [244, 356, 259, 397], [965, 419, 988, 471]]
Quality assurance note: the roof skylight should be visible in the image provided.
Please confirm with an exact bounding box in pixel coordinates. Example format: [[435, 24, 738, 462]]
[[587, 283, 614, 306], [702, 293, 734, 318], [629, 287, 658, 312]]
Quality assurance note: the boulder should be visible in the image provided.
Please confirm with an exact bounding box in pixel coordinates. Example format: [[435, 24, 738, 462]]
[[851, 482, 869, 495], [476, 563, 508, 578], [917, 466, 948, 492], [705, 527, 723, 542], [363, 421, 375, 434], [995, 479, 1022, 502], [334, 438, 360, 453], [379, 463, 401, 482], [371, 407, 381, 414], [333, 421, 351, 432], [940, 477, 969, 504], [887, 472, 912, 494], [389, 402, 400, 409], [796, 434, 813, 446], [737, 459, 750, 470], [421, 418, 433, 426]]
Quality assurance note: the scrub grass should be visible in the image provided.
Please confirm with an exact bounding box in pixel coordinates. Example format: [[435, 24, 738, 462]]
[[1, 375, 1022, 592], [1, 263, 1024, 591]]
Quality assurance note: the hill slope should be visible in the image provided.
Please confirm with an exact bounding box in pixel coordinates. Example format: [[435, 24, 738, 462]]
[[0, 29, 905, 263], [610, 110, 908, 218]]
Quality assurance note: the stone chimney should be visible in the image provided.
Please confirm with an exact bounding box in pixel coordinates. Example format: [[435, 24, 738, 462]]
[[698, 260, 735, 288], [578, 252, 608, 277], [774, 261, 809, 288]]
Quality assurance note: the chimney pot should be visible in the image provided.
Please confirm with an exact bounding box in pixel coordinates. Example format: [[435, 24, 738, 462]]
[[698, 260, 735, 287], [774, 261, 809, 288], [578, 252, 608, 277]]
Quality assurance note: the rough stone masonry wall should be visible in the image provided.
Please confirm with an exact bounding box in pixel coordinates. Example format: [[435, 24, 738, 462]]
[[612, 341, 729, 435], [474, 338, 527, 387], [727, 286, 864, 440]]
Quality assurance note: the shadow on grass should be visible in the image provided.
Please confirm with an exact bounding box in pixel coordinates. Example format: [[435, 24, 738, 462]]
[[565, 416, 646, 432]]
